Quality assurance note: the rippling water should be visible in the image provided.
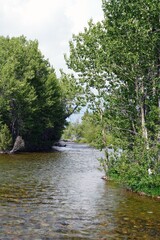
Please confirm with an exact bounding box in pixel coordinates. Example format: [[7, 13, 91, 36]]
[[0, 143, 160, 239]]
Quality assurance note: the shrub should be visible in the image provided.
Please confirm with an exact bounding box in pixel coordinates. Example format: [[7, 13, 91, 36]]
[[0, 124, 12, 151]]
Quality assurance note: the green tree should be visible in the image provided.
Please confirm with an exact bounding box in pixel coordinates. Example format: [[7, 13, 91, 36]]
[[0, 124, 12, 151], [80, 111, 107, 148], [66, 0, 160, 150], [0, 36, 65, 151], [62, 121, 83, 141], [102, 0, 160, 148], [65, 0, 160, 195]]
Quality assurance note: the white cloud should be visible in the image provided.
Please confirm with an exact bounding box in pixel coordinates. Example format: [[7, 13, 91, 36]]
[[66, 0, 103, 34], [0, 0, 103, 74]]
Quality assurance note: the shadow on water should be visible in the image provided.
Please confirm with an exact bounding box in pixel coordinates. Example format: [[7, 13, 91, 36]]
[[0, 142, 160, 239]]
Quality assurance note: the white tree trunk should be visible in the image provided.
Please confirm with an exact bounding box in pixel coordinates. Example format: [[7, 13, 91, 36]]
[[140, 80, 149, 149]]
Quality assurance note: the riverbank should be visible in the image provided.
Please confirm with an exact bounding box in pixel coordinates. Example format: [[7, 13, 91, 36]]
[[102, 175, 160, 200]]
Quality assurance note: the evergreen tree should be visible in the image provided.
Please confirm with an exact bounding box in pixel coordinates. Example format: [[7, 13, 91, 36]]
[[0, 36, 65, 151]]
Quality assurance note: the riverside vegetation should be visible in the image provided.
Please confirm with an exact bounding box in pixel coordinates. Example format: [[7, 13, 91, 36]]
[[63, 0, 160, 197], [0, 0, 160, 197], [0, 36, 83, 152]]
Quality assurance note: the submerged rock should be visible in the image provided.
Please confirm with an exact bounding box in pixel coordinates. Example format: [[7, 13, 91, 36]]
[[54, 141, 66, 147]]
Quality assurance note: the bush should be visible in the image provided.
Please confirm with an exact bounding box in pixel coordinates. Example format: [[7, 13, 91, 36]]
[[0, 124, 12, 151], [102, 137, 160, 196]]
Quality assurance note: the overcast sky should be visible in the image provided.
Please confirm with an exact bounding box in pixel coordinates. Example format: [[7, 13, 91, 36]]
[[0, 0, 103, 75]]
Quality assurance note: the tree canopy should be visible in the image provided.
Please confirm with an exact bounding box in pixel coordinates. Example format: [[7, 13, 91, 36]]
[[0, 36, 66, 151]]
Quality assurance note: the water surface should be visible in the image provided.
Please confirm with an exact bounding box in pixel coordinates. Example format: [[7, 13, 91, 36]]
[[0, 143, 160, 239]]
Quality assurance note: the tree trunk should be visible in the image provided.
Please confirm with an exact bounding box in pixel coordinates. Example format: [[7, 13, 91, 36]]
[[140, 80, 149, 149], [10, 136, 25, 153]]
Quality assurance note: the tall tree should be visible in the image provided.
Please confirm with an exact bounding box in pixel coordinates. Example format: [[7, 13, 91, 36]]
[[66, 0, 160, 151], [65, 0, 160, 195], [103, 0, 160, 145], [0, 36, 65, 151]]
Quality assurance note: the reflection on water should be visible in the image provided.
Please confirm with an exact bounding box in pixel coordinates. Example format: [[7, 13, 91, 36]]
[[0, 143, 160, 239]]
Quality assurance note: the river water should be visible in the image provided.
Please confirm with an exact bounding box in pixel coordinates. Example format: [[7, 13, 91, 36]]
[[0, 143, 160, 239]]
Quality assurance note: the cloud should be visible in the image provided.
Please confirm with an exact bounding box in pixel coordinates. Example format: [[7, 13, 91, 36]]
[[66, 0, 103, 34], [0, 0, 103, 74]]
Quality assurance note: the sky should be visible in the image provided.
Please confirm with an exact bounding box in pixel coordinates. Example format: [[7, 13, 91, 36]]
[[0, 0, 103, 75]]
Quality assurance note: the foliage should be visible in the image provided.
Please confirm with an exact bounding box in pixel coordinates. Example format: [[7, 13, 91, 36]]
[[107, 137, 160, 196], [59, 70, 85, 119], [62, 111, 115, 148], [0, 124, 12, 151], [0, 36, 66, 151], [62, 121, 82, 141], [65, 0, 160, 196], [80, 113, 103, 147]]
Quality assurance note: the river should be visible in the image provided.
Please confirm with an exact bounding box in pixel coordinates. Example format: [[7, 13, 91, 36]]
[[0, 142, 160, 239]]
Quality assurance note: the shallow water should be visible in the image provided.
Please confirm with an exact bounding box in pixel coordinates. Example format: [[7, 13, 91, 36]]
[[0, 143, 160, 239]]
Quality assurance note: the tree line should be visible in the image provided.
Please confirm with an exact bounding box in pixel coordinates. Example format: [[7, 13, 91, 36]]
[[0, 0, 159, 196]]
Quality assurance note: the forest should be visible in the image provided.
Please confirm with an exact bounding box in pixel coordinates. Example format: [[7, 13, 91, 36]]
[[0, 0, 160, 196]]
